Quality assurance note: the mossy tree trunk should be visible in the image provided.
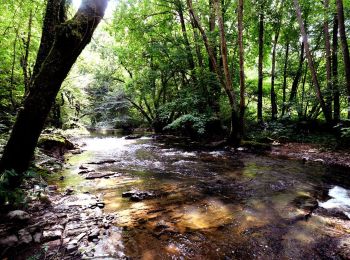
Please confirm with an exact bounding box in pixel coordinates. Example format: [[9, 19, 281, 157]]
[[0, 0, 108, 187]]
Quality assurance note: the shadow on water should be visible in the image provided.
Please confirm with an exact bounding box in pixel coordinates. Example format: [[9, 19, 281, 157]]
[[51, 131, 350, 259]]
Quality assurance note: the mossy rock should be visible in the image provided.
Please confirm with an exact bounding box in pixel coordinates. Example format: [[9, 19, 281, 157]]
[[38, 134, 75, 151]]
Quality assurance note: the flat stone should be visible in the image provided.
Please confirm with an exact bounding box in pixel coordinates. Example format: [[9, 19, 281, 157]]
[[69, 232, 86, 245], [88, 228, 100, 241], [85, 172, 115, 180], [67, 244, 78, 253], [43, 230, 62, 241], [0, 235, 19, 247], [87, 160, 117, 165], [18, 228, 32, 244], [7, 210, 30, 222]]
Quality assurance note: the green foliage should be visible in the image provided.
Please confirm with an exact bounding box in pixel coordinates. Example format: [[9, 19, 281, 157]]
[[0, 169, 38, 207], [164, 114, 209, 137]]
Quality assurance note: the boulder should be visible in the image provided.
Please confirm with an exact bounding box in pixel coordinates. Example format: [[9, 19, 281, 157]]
[[7, 210, 30, 222], [0, 235, 18, 247]]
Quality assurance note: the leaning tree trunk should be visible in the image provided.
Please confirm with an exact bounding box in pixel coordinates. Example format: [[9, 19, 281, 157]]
[[336, 0, 350, 118], [0, 0, 108, 187], [293, 0, 332, 124]]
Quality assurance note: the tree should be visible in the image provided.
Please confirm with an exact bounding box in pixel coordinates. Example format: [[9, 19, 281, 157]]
[[257, 2, 264, 123], [293, 0, 332, 123], [336, 0, 350, 118], [0, 0, 108, 186]]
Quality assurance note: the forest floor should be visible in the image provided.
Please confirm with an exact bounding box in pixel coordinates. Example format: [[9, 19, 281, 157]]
[[267, 142, 350, 168]]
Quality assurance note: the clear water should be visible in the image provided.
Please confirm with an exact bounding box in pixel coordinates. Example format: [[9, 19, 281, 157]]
[[51, 133, 350, 259]]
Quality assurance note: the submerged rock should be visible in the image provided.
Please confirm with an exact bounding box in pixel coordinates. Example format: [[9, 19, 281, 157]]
[[125, 134, 142, 140], [122, 190, 156, 201], [85, 172, 116, 179]]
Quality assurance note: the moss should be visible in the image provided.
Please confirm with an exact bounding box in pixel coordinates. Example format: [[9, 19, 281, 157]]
[[37, 133, 74, 150]]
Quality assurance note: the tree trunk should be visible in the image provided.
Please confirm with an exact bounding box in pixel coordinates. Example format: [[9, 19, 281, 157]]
[[187, 0, 241, 145], [177, 0, 195, 70], [31, 0, 67, 83], [209, 0, 217, 74], [257, 11, 264, 123], [270, 1, 283, 120], [271, 32, 279, 120], [214, 0, 240, 144], [289, 42, 304, 103], [238, 0, 245, 136], [332, 14, 340, 121], [281, 41, 289, 116], [0, 0, 108, 186], [336, 0, 350, 118], [21, 9, 33, 95], [293, 0, 332, 123], [324, 0, 333, 115]]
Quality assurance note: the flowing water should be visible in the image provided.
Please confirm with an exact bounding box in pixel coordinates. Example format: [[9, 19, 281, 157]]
[[52, 132, 350, 259]]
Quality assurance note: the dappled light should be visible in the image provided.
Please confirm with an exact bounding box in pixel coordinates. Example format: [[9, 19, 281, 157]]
[[1, 0, 350, 258]]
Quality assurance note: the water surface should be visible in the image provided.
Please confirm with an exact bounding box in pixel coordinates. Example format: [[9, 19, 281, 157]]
[[52, 133, 350, 259]]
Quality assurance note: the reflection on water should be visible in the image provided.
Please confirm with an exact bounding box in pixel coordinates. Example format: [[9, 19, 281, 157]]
[[52, 134, 350, 259]]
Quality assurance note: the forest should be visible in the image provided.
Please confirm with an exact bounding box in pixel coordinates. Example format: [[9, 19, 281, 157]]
[[1, 0, 350, 259]]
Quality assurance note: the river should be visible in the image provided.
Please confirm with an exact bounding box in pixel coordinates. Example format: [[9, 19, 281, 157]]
[[51, 132, 350, 259]]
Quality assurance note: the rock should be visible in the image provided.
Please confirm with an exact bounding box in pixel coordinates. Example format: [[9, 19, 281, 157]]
[[66, 244, 78, 253], [87, 160, 117, 165], [314, 158, 325, 164], [125, 134, 142, 140], [0, 235, 19, 247], [7, 210, 30, 222], [59, 176, 65, 181], [43, 230, 62, 242], [97, 202, 105, 209], [78, 169, 94, 174], [69, 232, 86, 245], [33, 232, 42, 243], [79, 165, 88, 170], [48, 185, 58, 191], [85, 172, 116, 180], [71, 149, 82, 155], [122, 190, 155, 201], [18, 228, 32, 244], [88, 228, 100, 241], [65, 188, 74, 195]]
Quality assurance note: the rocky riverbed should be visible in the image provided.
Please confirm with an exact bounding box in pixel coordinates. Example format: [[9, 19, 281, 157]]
[[1, 133, 350, 259]]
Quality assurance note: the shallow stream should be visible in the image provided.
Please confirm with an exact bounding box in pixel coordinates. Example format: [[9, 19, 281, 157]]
[[51, 132, 350, 259]]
